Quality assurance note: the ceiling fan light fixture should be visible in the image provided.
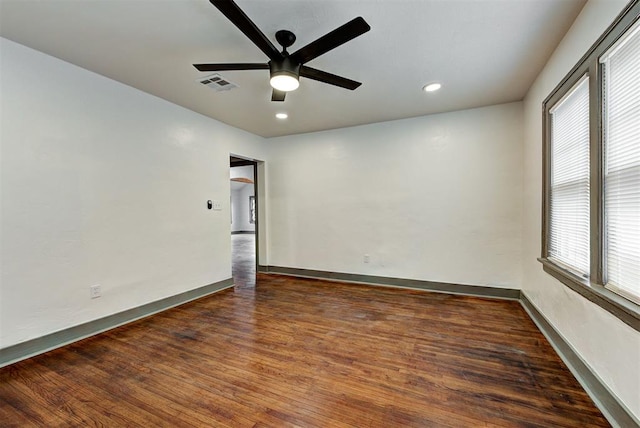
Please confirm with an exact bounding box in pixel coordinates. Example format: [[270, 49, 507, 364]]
[[269, 58, 301, 92], [270, 74, 299, 92], [197, 3, 370, 101]]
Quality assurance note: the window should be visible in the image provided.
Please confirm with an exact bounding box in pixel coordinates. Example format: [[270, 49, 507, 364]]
[[249, 196, 256, 224], [601, 20, 640, 305], [548, 76, 591, 276], [541, 0, 640, 331]]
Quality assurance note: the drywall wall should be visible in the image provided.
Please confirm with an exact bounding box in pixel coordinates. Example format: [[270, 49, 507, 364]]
[[231, 186, 254, 232], [266, 102, 523, 289], [0, 38, 266, 349], [522, 0, 640, 419], [230, 165, 255, 233], [230, 165, 254, 181]]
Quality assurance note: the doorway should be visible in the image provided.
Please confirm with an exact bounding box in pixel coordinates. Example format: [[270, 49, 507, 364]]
[[230, 156, 258, 287]]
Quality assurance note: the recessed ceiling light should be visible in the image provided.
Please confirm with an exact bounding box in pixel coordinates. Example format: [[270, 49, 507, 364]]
[[275, 113, 288, 119], [423, 82, 442, 92]]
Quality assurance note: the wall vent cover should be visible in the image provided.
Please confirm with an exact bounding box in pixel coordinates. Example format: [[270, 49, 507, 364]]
[[197, 74, 238, 92]]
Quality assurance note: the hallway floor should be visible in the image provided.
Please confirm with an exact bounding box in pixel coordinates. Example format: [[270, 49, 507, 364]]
[[232, 233, 256, 288]]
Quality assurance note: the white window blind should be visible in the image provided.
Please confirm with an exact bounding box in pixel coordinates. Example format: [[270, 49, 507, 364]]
[[548, 76, 591, 276], [601, 20, 640, 304]]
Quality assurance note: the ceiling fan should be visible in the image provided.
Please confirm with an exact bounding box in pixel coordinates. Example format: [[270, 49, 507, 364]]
[[194, 0, 371, 102]]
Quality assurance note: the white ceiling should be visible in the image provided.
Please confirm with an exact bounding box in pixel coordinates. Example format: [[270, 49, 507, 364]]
[[0, 0, 586, 138]]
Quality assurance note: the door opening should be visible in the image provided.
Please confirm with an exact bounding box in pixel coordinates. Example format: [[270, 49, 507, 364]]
[[230, 156, 258, 288]]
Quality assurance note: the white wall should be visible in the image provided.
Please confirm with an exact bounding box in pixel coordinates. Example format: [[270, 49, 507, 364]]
[[230, 165, 255, 232], [0, 38, 266, 348], [230, 165, 254, 181], [522, 0, 640, 419], [267, 103, 523, 289], [231, 185, 255, 232]]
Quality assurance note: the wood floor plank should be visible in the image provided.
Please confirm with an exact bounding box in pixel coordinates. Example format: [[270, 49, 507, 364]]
[[0, 274, 610, 427]]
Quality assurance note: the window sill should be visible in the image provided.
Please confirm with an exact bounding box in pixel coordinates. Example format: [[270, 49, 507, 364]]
[[538, 257, 639, 332]]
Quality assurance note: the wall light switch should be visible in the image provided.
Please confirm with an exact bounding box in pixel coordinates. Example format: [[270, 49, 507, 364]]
[[212, 200, 222, 211]]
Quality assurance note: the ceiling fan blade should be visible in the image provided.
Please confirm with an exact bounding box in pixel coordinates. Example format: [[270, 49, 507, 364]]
[[290, 17, 370, 64], [300, 66, 362, 90], [193, 63, 269, 72], [210, 0, 283, 61], [271, 89, 286, 102]]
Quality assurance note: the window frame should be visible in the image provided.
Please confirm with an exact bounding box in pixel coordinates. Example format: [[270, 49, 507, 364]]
[[540, 0, 640, 332]]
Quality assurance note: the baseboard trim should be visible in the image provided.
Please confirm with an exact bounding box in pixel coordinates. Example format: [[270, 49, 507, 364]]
[[520, 292, 639, 428], [0, 278, 234, 368], [260, 265, 520, 300]]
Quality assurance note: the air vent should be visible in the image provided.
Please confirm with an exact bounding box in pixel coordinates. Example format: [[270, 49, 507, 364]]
[[197, 73, 238, 92]]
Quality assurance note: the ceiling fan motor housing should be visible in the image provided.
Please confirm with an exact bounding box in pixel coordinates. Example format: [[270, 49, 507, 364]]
[[269, 57, 301, 80]]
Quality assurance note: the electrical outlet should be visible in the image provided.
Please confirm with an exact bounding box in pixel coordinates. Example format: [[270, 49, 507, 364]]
[[90, 284, 101, 299], [212, 200, 222, 211], [363, 254, 370, 264]]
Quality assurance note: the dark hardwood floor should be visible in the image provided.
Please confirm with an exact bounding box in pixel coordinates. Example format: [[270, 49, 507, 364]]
[[0, 237, 609, 427]]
